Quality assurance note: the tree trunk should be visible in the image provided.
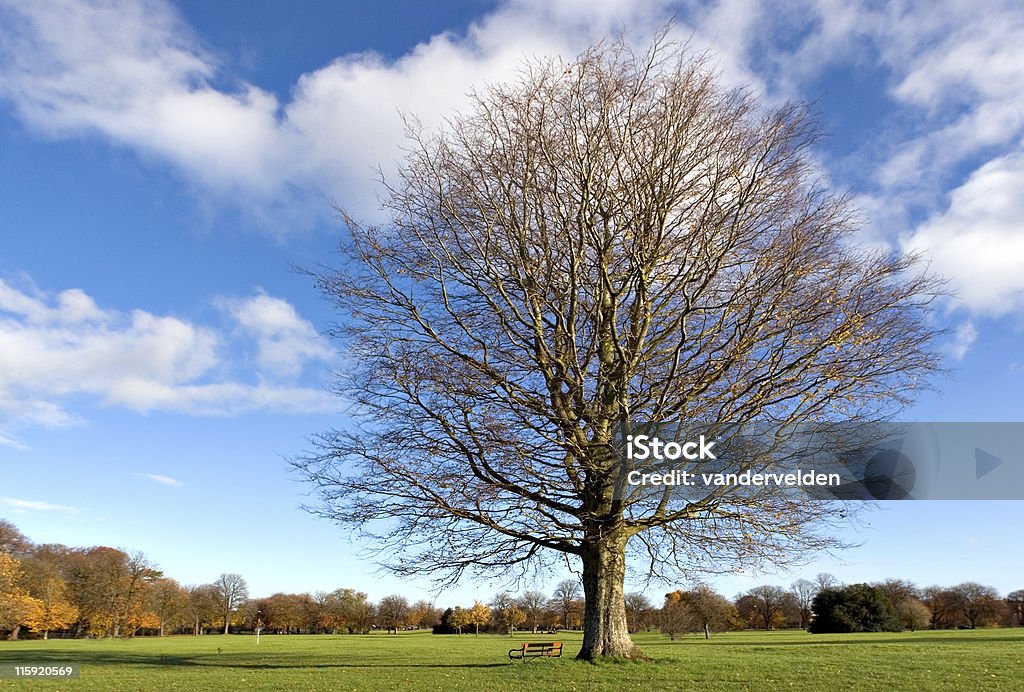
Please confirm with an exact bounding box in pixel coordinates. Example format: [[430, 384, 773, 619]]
[[577, 533, 644, 660], [7, 625, 20, 641], [704, 623, 710, 640]]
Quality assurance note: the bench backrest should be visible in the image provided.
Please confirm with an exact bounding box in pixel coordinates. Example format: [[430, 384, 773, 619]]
[[523, 642, 561, 651]]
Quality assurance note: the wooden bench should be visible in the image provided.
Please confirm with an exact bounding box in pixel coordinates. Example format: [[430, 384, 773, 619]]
[[508, 641, 563, 661]]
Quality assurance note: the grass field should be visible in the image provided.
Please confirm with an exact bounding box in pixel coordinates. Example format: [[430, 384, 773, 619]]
[[1, 628, 1022, 690]]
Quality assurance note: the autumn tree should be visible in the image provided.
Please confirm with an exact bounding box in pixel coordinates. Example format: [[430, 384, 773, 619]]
[[187, 584, 220, 635], [662, 585, 735, 639], [0, 519, 31, 556], [63, 547, 159, 637], [322, 588, 373, 634], [213, 573, 249, 635], [410, 600, 440, 629], [23, 572, 78, 639], [466, 600, 492, 636], [377, 595, 410, 634], [294, 32, 941, 659], [0, 552, 40, 639], [494, 602, 528, 636]]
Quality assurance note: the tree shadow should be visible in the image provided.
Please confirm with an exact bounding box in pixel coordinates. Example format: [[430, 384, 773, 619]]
[[0, 649, 511, 670]]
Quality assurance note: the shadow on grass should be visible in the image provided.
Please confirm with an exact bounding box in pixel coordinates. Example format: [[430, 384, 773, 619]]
[[0, 649, 513, 670]]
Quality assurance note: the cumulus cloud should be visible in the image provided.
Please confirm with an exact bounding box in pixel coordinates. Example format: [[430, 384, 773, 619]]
[[0, 276, 337, 438], [221, 293, 334, 379], [2, 0, 1023, 327], [0, 0, 762, 223], [902, 153, 1024, 315], [739, 0, 1024, 325]]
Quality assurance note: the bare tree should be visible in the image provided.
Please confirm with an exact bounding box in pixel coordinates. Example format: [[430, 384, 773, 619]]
[[950, 582, 1001, 629], [294, 32, 941, 659], [746, 585, 788, 630], [517, 590, 548, 632], [551, 579, 582, 630], [790, 579, 817, 629], [213, 573, 248, 635], [624, 592, 654, 632]]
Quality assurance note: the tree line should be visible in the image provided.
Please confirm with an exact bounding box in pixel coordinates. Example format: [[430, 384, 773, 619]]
[[3, 519, 1020, 640], [651, 575, 1023, 638]]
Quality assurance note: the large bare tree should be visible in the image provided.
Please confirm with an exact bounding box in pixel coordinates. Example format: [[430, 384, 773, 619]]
[[294, 34, 940, 659]]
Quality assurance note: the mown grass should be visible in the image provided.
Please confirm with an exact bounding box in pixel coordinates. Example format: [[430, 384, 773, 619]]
[[1, 628, 1022, 690]]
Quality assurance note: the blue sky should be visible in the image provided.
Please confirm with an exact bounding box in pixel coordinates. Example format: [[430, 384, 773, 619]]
[[1, 0, 1022, 606]]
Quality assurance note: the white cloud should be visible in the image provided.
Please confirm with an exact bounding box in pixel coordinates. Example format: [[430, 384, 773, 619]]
[[738, 0, 1024, 319], [0, 0, 764, 223], [221, 293, 333, 379], [1, 497, 75, 512], [901, 153, 1024, 315], [3, 0, 1022, 322], [946, 321, 978, 362], [133, 473, 183, 487], [0, 276, 338, 438]]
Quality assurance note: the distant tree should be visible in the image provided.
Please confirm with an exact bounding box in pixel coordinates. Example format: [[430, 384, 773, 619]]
[[790, 579, 817, 629], [950, 582, 1001, 629], [377, 595, 410, 634], [494, 602, 528, 636], [746, 585, 789, 631], [187, 584, 220, 635], [0, 552, 40, 639], [410, 600, 440, 629], [1007, 590, 1024, 627], [624, 593, 654, 633], [662, 585, 736, 639], [921, 586, 959, 630], [897, 598, 931, 631], [64, 547, 160, 637], [874, 579, 926, 631], [213, 573, 249, 635], [262, 593, 311, 633], [551, 580, 582, 630], [321, 588, 373, 634], [660, 591, 690, 640], [517, 591, 548, 632], [466, 600, 492, 636], [809, 584, 901, 633], [0, 519, 31, 556], [815, 573, 839, 592], [146, 578, 189, 636], [449, 606, 470, 635]]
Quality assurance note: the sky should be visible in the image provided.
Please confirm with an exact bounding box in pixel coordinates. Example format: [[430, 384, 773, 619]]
[[1, 0, 1022, 607]]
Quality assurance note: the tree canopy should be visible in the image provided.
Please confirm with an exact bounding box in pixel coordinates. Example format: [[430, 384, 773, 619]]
[[295, 31, 941, 659]]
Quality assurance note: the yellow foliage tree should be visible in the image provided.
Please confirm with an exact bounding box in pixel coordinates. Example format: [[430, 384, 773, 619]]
[[467, 601, 492, 636], [0, 553, 42, 639]]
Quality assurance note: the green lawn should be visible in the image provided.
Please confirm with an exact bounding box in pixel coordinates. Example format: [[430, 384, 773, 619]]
[[1, 628, 1022, 690]]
